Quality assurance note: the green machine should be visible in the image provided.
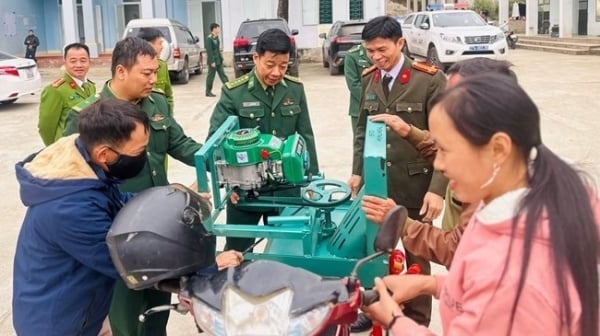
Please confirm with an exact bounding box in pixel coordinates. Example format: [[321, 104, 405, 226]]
[[194, 116, 389, 287]]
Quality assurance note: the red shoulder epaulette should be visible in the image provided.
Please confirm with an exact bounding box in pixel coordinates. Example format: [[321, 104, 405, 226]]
[[51, 78, 65, 88], [362, 65, 377, 77], [412, 62, 439, 75]]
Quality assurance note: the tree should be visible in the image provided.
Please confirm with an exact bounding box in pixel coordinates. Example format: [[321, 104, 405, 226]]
[[278, 0, 289, 22]]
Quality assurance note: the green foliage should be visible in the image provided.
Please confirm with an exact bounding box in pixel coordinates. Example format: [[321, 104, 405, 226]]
[[472, 0, 499, 20]]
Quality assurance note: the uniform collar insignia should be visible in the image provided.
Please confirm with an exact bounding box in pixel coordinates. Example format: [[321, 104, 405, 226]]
[[69, 81, 76, 89], [151, 113, 165, 122], [399, 69, 410, 84]]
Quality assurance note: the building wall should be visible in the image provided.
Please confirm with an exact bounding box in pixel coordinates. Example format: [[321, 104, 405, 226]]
[[0, 0, 46, 56], [589, 0, 600, 35]]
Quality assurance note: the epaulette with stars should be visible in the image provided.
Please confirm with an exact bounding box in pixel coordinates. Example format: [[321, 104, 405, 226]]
[[224, 73, 251, 90]]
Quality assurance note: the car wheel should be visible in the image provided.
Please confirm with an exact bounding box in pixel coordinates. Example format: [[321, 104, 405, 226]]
[[328, 63, 340, 76], [322, 49, 329, 68], [0, 98, 17, 105], [426, 46, 444, 70], [177, 59, 190, 84], [287, 65, 299, 77], [194, 59, 203, 75]]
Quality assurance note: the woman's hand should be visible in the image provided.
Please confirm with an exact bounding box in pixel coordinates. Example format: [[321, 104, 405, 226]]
[[382, 274, 438, 303], [215, 250, 243, 270], [362, 196, 397, 225], [362, 277, 404, 327]]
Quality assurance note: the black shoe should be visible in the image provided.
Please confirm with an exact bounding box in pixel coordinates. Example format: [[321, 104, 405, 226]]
[[206, 93, 216, 97], [350, 312, 372, 333]]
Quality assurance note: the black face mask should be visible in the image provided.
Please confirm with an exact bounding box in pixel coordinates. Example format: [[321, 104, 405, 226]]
[[106, 148, 147, 180]]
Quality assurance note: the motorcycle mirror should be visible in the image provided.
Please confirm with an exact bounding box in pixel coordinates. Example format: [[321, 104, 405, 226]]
[[374, 205, 408, 252]]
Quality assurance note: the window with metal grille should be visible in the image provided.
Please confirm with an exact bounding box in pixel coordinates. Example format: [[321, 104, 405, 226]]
[[319, 0, 333, 24], [349, 0, 364, 20]]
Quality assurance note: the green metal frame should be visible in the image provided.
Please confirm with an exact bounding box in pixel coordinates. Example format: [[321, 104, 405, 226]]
[[194, 116, 388, 287]]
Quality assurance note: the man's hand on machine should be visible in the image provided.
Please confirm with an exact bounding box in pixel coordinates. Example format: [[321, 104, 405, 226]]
[[362, 196, 397, 224], [215, 250, 244, 270], [348, 175, 362, 198]]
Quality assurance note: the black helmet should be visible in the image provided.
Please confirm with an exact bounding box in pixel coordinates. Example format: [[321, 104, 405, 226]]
[[107, 184, 215, 290]]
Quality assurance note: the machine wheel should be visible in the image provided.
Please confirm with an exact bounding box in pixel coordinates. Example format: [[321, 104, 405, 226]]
[[177, 59, 190, 84], [302, 179, 351, 206], [329, 64, 340, 76], [0, 98, 17, 105], [426, 45, 444, 70]]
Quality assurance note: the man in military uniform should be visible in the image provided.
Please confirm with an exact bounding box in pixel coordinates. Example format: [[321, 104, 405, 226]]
[[138, 27, 174, 109], [344, 44, 372, 135], [348, 16, 447, 331], [205, 22, 229, 97], [208, 28, 319, 252], [63, 37, 205, 336], [38, 43, 95, 146]]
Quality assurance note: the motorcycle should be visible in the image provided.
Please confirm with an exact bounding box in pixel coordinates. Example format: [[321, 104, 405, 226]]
[[500, 22, 518, 49], [133, 205, 416, 336]]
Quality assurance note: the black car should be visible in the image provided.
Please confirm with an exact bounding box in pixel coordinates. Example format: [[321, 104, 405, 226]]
[[319, 20, 365, 75], [233, 18, 299, 78]]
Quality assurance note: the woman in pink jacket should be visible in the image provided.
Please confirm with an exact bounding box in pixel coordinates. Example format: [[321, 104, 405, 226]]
[[364, 74, 599, 336]]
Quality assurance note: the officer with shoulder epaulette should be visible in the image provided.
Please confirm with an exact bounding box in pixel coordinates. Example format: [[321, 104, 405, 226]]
[[63, 37, 207, 336], [208, 28, 320, 252], [344, 44, 372, 135], [38, 43, 96, 146], [348, 16, 448, 332]]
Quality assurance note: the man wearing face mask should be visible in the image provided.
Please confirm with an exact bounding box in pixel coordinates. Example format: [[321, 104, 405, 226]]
[[62, 37, 206, 336], [13, 99, 150, 336]]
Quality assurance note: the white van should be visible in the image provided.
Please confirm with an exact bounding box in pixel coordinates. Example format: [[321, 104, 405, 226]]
[[123, 18, 203, 84]]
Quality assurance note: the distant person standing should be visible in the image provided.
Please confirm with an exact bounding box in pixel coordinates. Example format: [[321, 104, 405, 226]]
[[137, 27, 174, 109], [344, 44, 372, 136], [24, 29, 39, 61], [205, 23, 229, 97], [38, 43, 95, 146]]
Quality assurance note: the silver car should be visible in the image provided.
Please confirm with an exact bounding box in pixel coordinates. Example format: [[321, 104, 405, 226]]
[[124, 18, 203, 84]]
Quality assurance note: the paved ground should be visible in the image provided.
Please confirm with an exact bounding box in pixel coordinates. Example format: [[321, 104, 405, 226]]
[[1, 50, 599, 335]]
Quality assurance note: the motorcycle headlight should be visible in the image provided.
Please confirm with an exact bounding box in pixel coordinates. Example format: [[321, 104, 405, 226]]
[[440, 33, 462, 44], [287, 303, 332, 336], [192, 287, 333, 336]]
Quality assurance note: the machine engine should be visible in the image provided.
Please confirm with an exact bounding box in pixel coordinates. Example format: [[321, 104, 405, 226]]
[[215, 128, 309, 190]]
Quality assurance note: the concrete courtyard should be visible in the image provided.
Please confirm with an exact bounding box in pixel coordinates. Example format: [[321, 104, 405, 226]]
[[0, 49, 599, 335]]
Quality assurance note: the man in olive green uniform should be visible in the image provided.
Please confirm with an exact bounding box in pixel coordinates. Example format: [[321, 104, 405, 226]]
[[344, 44, 372, 135], [205, 22, 229, 97], [208, 28, 319, 252], [138, 27, 174, 109], [349, 16, 447, 330], [63, 37, 203, 336], [38, 43, 95, 146]]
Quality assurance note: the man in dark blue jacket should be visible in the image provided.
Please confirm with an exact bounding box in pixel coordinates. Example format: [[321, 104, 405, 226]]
[[12, 99, 150, 336]]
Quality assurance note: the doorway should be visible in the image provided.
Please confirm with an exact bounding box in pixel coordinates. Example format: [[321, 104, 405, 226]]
[[578, 0, 588, 35]]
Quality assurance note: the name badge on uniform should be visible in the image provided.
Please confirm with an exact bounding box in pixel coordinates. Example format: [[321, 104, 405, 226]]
[[242, 101, 260, 107], [366, 93, 377, 101]]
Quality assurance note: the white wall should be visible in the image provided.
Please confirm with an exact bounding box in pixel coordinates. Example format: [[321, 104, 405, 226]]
[[588, 0, 600, 35]]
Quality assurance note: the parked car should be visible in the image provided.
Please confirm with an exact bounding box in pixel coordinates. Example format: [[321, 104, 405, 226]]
[[123, 18, 203, 84], [0, 51, 42, 105], [319, 20, 366, 75], [233, 18, 299, 78], [401, 10, 508, 70]]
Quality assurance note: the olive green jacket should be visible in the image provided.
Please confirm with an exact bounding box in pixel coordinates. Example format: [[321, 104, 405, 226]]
[[38, 73, 96, 146], [344, 45, 372, 117], [208, 70, 319, 174], [62, 82, 203, 192], [205, 33, 223, 65], [155, 59, 174, 109], [352, 59, 448, 209]]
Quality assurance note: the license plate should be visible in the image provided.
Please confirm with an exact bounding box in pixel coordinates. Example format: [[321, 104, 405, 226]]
[[469, 45, 489, 51]]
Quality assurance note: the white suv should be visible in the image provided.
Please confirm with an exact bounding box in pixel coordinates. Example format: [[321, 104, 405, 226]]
[[401, 10, 507, 70]]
